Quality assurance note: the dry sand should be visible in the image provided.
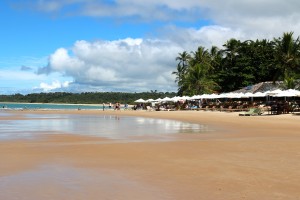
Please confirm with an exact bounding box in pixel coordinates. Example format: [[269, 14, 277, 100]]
[[1, 109, 300, 200]]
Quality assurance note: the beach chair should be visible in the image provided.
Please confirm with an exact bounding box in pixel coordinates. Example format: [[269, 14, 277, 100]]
[[239, 108, 263, 116]]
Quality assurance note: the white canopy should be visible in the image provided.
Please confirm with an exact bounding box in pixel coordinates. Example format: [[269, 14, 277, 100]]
[[273, 89, 300, 97], [161, 97, 173, 102], [252, 92, 267, 97], [137, 89, 300, 104], [134, 98, 146, 103], [145, 98, 155, 102], [265, 89, 283, 96]]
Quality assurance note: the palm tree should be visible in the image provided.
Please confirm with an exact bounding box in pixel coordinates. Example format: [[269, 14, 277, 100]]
[[182, 63, 219, 95], [223, 39, 240, 62], [273, 32, 300, 82], [190, 46, 211, 71], [175, 51, 191, 74], [172, 51, 191, 96], [177, 46, 220, 95]]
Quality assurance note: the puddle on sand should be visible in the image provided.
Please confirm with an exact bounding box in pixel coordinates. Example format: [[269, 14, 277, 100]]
[[0, 114, 214, 142], [0, 164, 174, 200]]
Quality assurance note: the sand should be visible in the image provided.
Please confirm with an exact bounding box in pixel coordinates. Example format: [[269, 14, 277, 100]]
[[1, 109, 300, 200]]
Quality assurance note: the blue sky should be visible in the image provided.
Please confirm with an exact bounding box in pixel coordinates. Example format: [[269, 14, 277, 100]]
[[1, 0, 300, 94]]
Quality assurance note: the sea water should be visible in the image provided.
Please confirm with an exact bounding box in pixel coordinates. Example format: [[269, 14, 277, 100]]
[[0, 113, 212, 142], [0, 102, 105, 110]]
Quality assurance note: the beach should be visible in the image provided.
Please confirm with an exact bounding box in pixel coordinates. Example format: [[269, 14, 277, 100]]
[[1, 109, 300, 200]]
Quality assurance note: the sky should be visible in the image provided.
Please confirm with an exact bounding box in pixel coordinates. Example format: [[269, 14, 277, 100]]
[[1, 0, 300, 94]]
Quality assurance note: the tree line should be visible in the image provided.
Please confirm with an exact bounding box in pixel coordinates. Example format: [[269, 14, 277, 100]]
[[0, 91, 176, 104], [172, 32, 300, 96]]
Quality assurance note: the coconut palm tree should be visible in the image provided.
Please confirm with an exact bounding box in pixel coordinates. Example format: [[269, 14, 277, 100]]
[[175, 51, 191, 74], [190, 46, 211, 71], [273, 32, 300, 83], [178, 46, 220, 95], [182, 63, 219, 95], [172, 51, 191, 95]]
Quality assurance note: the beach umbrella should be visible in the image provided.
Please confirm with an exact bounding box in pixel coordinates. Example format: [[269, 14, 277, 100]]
[[208, 94, 220, 99], [265, 89, 282, 96], [218, 93, 229, 98], [273, 89, 300, 97], [189, 95, 201, 100], [252, 92, 267, 97], [171, 96, 188, 103], [161, 97, 173, 102], [146, 98, 155, 102], [134, 98, 146, 103], [199, 94, 211, 99], [241, 92, 253, 98], [182, 96, 192, 100], [154, 98, 163, 102], [223, 92, 243, 98]]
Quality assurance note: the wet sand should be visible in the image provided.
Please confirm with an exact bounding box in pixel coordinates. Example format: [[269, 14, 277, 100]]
[[1, 109, 300, 200]]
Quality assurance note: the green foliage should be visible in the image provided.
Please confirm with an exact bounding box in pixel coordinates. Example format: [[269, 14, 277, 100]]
[[173, 32, 300, 94]]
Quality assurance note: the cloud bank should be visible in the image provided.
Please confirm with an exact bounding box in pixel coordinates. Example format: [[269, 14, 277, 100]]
[[26, 0, 300, 37], [38, 38, 183, 92]]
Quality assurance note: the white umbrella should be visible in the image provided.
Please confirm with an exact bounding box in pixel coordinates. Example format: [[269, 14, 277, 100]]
[[241, 92, 253, 98], [199, 94, 211, 99], [252, 92, 267, 97], [266, 89, 283, 96], [223, 92, 243, 98], [273, 89, 300, 97], [161, 97, 173, 102], [146, 98, 155, 102], [189, 95, 202, 100], [154, 98, 163, 102], [134, 98, 146, 103], [171, 96, 189, 103], [209, 94, 220, 99], [218, 93, 228, 98]]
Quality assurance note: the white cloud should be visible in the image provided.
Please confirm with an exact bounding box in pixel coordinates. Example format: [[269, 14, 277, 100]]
[[37, 80, 71, 92], [39, 37, 183, 92], [27, 0, 300, 38]]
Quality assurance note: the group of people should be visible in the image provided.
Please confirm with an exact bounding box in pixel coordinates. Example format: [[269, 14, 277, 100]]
[[102, 102, 128, 111]]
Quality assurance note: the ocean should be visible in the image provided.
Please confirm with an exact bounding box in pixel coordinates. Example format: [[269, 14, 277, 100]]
[[0, 102, 105, 110]]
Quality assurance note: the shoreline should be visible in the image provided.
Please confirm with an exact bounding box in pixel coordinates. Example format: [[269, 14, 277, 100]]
[[0, 101, 104, 106], [1, 110, 300, 199]]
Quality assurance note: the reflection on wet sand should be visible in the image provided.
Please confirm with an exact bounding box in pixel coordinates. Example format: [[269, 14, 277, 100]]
[[0, 113, 213, 141]]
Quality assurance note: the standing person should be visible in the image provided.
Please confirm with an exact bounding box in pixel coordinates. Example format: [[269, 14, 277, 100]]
[[102, 103, 105, 111], [109, 103, 112, 109]]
